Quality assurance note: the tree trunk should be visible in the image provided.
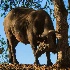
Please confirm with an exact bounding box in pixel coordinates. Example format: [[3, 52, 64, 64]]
[[52, 0, 70, 66], [68, 0, 70, 10]]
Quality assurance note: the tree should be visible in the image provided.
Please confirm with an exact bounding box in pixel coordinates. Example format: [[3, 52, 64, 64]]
[[51, 0, 70, 67]]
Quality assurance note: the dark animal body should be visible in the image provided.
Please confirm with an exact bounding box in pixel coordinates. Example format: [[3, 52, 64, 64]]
[[4, 7, 56, 66]]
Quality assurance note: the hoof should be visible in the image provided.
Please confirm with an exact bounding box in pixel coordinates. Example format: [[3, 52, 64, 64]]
[[9, 59, 19, 64], [34, 60, 40, 66], [47, 62, 53, 66], [9, 59, 13, 64], [15, 61, 19, 64]]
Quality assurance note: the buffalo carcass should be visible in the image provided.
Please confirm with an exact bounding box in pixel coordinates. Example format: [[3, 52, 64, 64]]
[[3, 7, 56, 65]]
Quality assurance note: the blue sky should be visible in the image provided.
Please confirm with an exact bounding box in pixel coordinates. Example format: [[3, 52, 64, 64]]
[[0, 0, 70, 64]]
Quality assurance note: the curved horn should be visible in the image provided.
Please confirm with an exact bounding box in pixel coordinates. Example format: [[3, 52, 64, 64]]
[[48, 30, 58, 33], [49, 30, 62, 39], [40, 30, 55, 37], [40, 30, 61, 38]]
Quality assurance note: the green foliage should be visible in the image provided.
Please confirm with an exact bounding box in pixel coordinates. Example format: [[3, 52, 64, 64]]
[[0, 35, 9, 64], [0, 0, 44, 17], [0, 0, 55, 17]]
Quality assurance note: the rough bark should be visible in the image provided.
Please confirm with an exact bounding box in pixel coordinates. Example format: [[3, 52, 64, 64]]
[[52, 0, 70, 67], [68, 0, 70, 10]]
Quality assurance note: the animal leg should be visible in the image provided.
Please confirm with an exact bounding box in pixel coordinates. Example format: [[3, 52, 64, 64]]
[[30, 37, 39, 64], [7, 39, 13, 63], [32, 45, 39, 65], [46, 52, 53, 66], [27, 31, 39, 64], [7, 35, 19, 64]]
